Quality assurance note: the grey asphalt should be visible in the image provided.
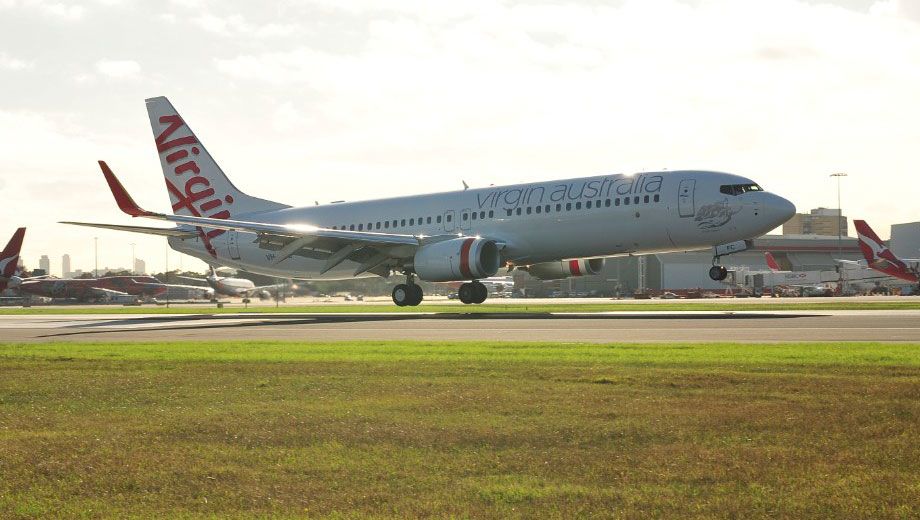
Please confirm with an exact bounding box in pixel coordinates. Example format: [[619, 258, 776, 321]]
[[1, 310, 918, 342]]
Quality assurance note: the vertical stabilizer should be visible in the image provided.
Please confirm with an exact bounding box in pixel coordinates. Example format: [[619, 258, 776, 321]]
[[0, 227, 26, 290], [764, 252, 781, 271]]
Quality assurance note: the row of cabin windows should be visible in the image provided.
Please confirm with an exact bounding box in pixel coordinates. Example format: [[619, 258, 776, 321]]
[[505, 194, 661, 217], [328, 194, 661, 231]]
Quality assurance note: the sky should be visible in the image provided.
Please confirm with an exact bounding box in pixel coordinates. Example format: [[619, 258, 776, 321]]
[[1, 0, 919, 275]]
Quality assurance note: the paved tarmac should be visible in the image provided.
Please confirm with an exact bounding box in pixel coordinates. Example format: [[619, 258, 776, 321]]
[[1, 310, 919, 342]]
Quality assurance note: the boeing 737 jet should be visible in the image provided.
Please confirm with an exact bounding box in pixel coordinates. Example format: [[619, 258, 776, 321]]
[[178, 266, 288, 299], [64, 97, 796, 306]]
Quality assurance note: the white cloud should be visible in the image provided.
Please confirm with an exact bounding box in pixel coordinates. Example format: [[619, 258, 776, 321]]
[[2, 0, 86, 20], [192, 12, 298, 37], [0, 52, 33, 70], [94, 59, 141, 80]]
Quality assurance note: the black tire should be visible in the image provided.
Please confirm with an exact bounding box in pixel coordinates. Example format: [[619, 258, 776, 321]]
[[408, 284, 423, 306], [708, 265, 728, 281], [458, 283, 475, 304], [472, 281, 488, 304], [392, 284, 410, 306]]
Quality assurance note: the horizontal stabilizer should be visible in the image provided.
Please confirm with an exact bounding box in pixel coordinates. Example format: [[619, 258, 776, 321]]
[[59, 221, 197, 238]]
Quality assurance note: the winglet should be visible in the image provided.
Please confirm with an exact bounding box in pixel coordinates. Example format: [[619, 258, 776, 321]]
[[99, 161, 156, 217]]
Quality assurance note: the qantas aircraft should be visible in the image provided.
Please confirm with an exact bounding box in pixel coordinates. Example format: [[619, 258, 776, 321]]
[[13, 275, 168, 302], [63, 96, 796, 306], [0, 228, 26, 292], [854, 220, 920, 287]]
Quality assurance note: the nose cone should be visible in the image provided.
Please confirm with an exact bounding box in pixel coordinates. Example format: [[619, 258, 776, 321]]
[[765, 193, 796, 227]]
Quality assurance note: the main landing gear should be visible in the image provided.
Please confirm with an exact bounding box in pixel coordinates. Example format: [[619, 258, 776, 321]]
[[458, 281, 488, 305], [392, 274, 423, 306]]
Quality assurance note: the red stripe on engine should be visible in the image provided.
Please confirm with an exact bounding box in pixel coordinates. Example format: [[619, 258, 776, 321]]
[[569, 259, 582, 276], [459, 238, 476, 279]]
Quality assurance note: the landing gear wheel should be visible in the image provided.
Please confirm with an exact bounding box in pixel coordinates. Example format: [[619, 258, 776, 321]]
[[708, 265, 728, 281], [392, 284, 411, 306], [458, 283, 476, 304], [472, 281, 488, 304], [407, 284, 423, 306]]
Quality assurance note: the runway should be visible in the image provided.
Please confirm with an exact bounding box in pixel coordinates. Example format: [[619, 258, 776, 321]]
[[2, 310, 919, 342]]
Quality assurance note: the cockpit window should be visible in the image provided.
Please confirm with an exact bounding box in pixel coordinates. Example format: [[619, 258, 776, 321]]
[[720, 183, 762, 196]]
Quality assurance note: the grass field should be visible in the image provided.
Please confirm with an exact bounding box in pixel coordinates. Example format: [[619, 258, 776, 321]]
[[1, 300, 920, 315], [1, 341, 918, 518]]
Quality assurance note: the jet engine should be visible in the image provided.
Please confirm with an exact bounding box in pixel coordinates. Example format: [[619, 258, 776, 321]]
[[524, 258, 604, 280], [413, 237, 501, 282]]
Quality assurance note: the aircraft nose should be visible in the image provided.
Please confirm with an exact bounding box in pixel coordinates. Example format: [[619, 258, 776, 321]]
[[765, 193, 796, 226]]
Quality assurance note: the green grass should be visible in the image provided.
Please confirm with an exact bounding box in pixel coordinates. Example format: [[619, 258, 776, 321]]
[[1, 341, 918, 518], [1, 300, 920, 315]]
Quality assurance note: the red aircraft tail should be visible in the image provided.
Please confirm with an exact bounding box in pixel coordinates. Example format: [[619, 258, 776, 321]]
[[764, 252, 781, 271], [853, 219, 918, 283], [0, 227, 26, 290]]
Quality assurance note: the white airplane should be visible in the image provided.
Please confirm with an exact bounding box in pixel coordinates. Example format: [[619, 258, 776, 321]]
[[178, 266, 289, 299], [63, 96, 795, 306]]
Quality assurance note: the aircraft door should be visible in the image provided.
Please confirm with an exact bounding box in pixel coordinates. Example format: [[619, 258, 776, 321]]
[[227, 230, 241, 260], [444, 210, 456, 232], [678, 179, 696, 218], [460, 208, 472, 232]]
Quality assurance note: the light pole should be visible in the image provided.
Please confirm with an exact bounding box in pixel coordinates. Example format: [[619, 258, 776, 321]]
[[830, 173, 848, 257], [94, 237, 98, 278]]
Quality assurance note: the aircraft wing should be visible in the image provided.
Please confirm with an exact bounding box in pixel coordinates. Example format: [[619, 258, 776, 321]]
[[64, 161, 428, 276], [59, 222, 197, 238], [89, 287, 131, 298]]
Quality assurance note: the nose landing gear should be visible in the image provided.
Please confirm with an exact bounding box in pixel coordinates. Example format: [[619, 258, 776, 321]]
[[392, 274, 424, 306], [709, 264, 728, 281], [458, 281, 488, 304]]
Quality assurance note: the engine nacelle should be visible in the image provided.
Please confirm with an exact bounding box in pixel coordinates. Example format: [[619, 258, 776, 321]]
[[413, 237, 501, 282], [525, 258, 605, 280]]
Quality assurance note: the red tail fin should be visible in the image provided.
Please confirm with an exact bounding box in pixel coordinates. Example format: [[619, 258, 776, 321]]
[[764, 252, 780, 271], [853, 219, 918, 282], [854, 220, 884, 264], [0, 227, 26, 289]]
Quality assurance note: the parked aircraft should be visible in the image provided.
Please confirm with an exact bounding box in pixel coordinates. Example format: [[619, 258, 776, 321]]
[[63, 96, 796, 306], [854, 220, 919, 287], [0, 228, 26, 292], [11, 275, 167, 302], [178, 266, 289, 299]]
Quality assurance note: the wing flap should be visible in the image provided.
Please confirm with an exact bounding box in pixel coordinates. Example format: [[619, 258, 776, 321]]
[[59, 221, 198, 238]]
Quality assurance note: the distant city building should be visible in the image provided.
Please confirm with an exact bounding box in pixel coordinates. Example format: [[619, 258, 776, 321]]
[[783, 207, 847, 236], [62, 254, 71, 278], [39, 255, 50, 275], [134, 258, 146, 275]]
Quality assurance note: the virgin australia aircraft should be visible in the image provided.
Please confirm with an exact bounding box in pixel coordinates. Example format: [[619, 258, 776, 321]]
[[63, 97, 795, 306]]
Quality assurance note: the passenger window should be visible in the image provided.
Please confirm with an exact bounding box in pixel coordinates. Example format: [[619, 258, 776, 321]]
[[644, 195, 649, 203], [349, 225, 355, 230], [586, 201, 592, 209], [462, 213, 468, 221], [401, 219, 406, 226], [471, 212, 477, 220], [615, 198, 620, 206], [376, 222, 381, 229], [409, 218, 414, 226], [654, 194, 660, 202], [506, 209, 513, 217], [358, 224, 364, 231], [446, 214, 452, 222], [576, 202, 582, 210], [624, 198, 630, 206], [480, 211, 485, 219], [516, 208, 522, 215], [489, 210, 494, 218], [605, 199, 611, 207], [596, 200, 602, 209], [526, 207, 532, 215], [556, 204, 562, 212], [544, 205, 551, 213], [535, 205, 542, 214], [566, 202, 572, 211], [384, 221, 389, 229], [634, 196, 639, 204]]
